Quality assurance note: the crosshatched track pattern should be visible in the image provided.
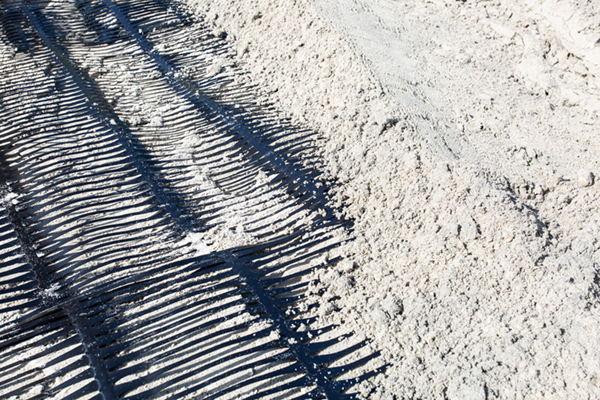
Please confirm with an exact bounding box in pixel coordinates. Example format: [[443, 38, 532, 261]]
[[0, 0, 384, 399]]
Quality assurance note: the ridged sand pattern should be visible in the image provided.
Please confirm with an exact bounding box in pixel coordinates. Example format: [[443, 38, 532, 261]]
[[0, 1, 384, 398]]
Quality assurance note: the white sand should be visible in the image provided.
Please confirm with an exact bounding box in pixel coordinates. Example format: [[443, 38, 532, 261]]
[[185, 0, 600, 398]]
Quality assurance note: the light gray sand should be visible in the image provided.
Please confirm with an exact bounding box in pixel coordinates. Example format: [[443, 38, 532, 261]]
[[185, 0, 600, 398]]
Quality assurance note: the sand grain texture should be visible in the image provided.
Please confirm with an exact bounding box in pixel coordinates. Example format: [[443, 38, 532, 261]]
[[185, 0, 600, 398]]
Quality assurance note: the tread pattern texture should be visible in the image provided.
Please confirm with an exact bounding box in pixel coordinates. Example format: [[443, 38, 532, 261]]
[[0, 0, 383, 399]]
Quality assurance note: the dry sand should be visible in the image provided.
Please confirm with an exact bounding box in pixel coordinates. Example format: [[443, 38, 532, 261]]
[[184, 0, 600, 398], [3, 0, 596, 398]]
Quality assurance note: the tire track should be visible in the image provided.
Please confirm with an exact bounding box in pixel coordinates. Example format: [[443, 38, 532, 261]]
[[0, 1, 383, 399]]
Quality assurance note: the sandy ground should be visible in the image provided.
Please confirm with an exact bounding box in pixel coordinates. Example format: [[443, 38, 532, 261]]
[[184, 0, 600, 398], [3, 0, 596, 398]]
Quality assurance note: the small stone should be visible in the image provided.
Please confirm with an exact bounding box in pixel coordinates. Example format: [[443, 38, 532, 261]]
[[339, 259, 356, 273], [404, 152, 421, 170], [448, 377, 486, 400], [251, 10, 262, 21], [516, 148, 531, 166], [269, 329, 280, 342], [27, 385, 44, 396], [149, 115, 163, 127], [577, 169, 594, 187], [459, 217, 478, 241], [207, 63, 224, 76], [405, 355, 423, 369], [371, 308, 388, 324], [128, 115, 142, 126], [502, 226, 514, 242], [443, 222, 460, 238], [319, 302, 335, 316], [381, 297, 403, 316]]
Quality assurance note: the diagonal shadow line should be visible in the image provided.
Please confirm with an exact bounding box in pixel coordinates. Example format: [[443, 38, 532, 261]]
[[19, 164, 142, 206], [37, 205, 170, 256], [21, 8, 340, 256], [0, 306, 71, 350], [192, 363, 312, 400], [14, 139, 131, 180], [235, 373, 315, 400], [0, 333, 83, 387], [92, 282, 251, 350], [29, 186, 157, 235], [97, 0, 338, 219], [110, 318, 282, 392], [124, 348, 300, 400], [104, 306, 269, 373], [1, 2, 384, 396]]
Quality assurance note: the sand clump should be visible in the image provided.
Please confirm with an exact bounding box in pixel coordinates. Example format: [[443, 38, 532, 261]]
[[185, 0, 600, 398]]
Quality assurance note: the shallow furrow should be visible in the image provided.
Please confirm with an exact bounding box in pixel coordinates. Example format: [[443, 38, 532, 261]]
[[0, 2, 383, 399]]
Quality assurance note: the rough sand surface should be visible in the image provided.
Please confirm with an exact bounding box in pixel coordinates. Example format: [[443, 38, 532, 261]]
[[183, 0, 600, 398]]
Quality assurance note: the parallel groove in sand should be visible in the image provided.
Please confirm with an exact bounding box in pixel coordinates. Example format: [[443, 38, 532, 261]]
[[0, 1, 383, 399]]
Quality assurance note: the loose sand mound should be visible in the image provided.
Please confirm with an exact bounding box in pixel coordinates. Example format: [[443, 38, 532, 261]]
[[186, 0, 600, 398]]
